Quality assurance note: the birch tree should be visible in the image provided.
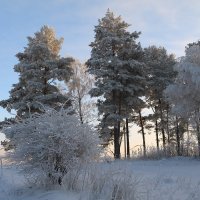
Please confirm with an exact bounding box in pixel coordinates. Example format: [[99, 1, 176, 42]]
[[67, 60, 96, 124], [165, 44, 200, 156]]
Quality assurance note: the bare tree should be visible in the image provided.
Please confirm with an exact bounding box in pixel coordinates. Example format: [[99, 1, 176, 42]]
[[67, 60, 96, 124]]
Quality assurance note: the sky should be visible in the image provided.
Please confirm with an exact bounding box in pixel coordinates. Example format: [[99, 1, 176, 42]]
[[1, 0, 200, 121]]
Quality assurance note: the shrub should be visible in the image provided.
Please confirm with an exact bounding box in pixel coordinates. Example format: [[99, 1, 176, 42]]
[[3, 108, 101, 186], [62, 162, 141, 200]]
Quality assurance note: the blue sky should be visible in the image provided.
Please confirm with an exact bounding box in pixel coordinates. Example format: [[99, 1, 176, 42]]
[[1, 0, 200, 121]]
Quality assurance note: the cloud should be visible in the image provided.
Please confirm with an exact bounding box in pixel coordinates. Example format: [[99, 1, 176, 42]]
[[103, 0, 200, 57], [1, 0, 200, 121]]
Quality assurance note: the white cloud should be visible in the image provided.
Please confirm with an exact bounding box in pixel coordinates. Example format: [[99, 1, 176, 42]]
[[102, 0, 200, 56]]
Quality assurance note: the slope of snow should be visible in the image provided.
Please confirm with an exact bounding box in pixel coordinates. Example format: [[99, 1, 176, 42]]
[[0, 166, 80, 200], [129, 157, 200, 200], [1, 157, 200, 200], [131, 157, 200, 180]]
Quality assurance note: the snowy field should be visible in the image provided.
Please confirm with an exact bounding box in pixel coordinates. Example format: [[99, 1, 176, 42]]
[[1, 157, 200, 200]]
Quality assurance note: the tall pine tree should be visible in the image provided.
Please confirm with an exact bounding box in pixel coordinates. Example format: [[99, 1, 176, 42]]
[[0, 26, 74, 118], [87, 10, 145, 159], [165, 44, 200, 156], [144, 46, 177, 150]]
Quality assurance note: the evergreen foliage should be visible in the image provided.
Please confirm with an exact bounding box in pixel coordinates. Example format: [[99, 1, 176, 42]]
[[0, 26, 74, 118], [144, 46, 177, 149], [87, 10, 145, 158], [165, 44, 200, 156]]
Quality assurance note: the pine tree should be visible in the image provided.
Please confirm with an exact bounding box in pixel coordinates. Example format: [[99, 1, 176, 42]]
[[87, 10, 145, 159], [0, 26, 74, 118], [165, 44, 200, 156], [144, 46, 177, 151]]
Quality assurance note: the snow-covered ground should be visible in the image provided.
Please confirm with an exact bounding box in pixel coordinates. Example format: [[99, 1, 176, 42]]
[[1, 157, 200, 200]]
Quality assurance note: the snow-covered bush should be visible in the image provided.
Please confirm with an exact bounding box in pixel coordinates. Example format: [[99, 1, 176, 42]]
[[132, 146, 177, 160], [3, 108, 101, 186], [132, 143, 200, 160], [62, 162, 141, 200]]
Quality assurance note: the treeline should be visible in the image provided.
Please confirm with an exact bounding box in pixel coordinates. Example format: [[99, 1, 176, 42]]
[[1, 9, 200, 160]]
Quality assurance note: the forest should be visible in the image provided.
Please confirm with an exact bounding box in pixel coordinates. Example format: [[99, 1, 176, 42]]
[[1, 9, 200, 200]]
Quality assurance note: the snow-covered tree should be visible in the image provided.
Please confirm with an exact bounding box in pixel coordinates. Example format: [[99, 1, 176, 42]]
[[3, 108, 101, 185], [144, 46, 177, 150], [165, 44, 200, 156], [87, 9, 145, 158], [66, 60, 96, 124], [0, 26, 74, 118]]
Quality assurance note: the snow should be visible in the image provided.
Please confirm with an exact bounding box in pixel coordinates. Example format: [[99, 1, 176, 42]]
[[132, 157, 200, 180], [0, 165, 79, 200], [1, 157, 200, 200], [131, 157, 200, 200]]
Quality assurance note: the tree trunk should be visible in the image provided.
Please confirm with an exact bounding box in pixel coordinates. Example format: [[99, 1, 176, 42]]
[[123, 125, 126, 158], [175, 116, 181, 156], [159, 99, 166, 150], [166, 106, 170, 144], [113, 91, 120, 159], [117, 93, 122, 158], [126, 118, 130, 159], [139, 110, 146, 157], [43, 67, 48, 95], [78, 93, 83, 124], [114, 126, 120, 159], [196, 123, 200, 157], [155, 120, 159, 152], [186, 122, 190, 156], [113, 91, 121, 159]]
